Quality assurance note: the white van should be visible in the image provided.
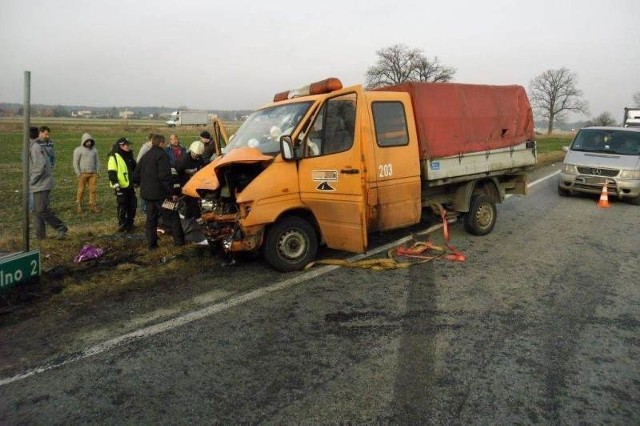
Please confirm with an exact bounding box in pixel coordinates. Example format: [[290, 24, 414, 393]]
[[558, 126, 640, 205]]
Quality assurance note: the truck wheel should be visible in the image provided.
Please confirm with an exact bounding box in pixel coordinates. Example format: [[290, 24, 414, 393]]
[[628, 195, 640, 206], [264, 216, 318, 272], [464, 194, 496, 236]]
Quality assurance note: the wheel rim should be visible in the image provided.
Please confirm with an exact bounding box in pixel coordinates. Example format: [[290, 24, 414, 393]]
[[475, 203, 494, 229], [277, 229, 307, 261]]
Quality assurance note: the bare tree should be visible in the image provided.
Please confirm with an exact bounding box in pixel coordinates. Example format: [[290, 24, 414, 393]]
[[587, 111, 617, 127], [528, 68, 589, 134], [633, 91, 640, 107], [413, 56, 456, 83], [365, 44, 456, 89]]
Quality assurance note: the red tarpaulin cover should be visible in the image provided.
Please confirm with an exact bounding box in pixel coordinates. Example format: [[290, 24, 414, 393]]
[[380, 82, 534, 160]]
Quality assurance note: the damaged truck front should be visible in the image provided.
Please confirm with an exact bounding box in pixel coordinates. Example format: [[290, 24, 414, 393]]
[[183, 78, 536, 272]]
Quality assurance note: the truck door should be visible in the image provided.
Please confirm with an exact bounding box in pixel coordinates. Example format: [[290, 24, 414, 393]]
[[211, 118, 229, 157], [297, 90, 368, 253], [364, 93, 422, 231]]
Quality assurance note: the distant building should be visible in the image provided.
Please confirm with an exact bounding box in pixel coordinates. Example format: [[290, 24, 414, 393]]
[[72, 110, 92, 117], [119, 110, 134, 119]]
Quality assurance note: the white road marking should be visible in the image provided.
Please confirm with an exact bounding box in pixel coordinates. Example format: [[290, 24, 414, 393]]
[[529, 169, 560, 188], [1, 169, 563, 387]]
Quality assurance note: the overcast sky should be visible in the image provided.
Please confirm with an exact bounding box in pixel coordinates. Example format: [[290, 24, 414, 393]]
[[1, 0, 639, 121]]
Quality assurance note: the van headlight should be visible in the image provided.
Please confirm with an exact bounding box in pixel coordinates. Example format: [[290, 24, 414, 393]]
[[620, 169, 640, 179], [562, 164, 577, 174]]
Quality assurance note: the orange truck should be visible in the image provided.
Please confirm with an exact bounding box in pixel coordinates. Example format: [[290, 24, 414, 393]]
[[183, 78, 536, 271]]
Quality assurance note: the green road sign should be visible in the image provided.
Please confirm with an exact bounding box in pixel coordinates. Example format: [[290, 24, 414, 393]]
[[0, 250, 41, 292]]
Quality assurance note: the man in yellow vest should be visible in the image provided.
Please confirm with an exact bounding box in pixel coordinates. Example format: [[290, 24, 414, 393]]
[[107, 137, 137, 233]]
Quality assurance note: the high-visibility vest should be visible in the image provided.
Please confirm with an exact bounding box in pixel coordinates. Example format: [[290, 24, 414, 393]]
[[107, 153, 131, 189]]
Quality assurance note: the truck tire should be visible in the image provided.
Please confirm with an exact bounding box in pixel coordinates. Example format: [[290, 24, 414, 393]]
[[464, 194, 496, 236], [263, 216, 318, 272], [628, 195, 640, 206]]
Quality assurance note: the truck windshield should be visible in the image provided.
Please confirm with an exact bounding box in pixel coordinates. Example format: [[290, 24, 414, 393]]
[[571, 129, 640, 156], [225, 101, 313, 155]]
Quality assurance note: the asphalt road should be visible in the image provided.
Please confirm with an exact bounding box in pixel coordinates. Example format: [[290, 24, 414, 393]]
[[1, 166, 639, 423]]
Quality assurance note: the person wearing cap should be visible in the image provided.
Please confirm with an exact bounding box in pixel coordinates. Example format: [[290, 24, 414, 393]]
[[133, 134, 184, 250], [73, 133, 101, 213], [107, 137, 137, 233], [200, 130, 216, 164], [176, 141, 206, 219]]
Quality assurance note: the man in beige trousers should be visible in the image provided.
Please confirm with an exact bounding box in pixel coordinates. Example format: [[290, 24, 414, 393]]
[[73, 133, 101, 213]]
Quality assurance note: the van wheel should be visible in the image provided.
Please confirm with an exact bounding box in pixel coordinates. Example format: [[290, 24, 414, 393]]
[[264, 217, 318, 272], [558, 186, 571, 197], [464, 194, 496, 236]]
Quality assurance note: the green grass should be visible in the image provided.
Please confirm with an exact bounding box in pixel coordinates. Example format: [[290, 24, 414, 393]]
[[536, 134, 574, 153]]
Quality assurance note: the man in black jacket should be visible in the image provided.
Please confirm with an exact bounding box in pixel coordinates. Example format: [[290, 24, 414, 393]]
[[133, 134, 184, 250]]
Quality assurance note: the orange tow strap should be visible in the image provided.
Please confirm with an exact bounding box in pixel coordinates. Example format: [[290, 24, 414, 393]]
[[305, 210, 465, 270], [440, 209, 466, 262]]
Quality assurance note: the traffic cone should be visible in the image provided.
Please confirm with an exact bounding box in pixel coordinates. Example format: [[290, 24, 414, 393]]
[[597, 182, 610, 208]]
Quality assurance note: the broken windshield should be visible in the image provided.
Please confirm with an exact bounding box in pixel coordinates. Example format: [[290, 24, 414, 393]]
[[571, 128, 640, 155], [225, 101, 313, 155]]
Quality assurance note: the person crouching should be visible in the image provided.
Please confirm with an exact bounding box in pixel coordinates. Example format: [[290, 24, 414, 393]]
[[107, 137, 137, 233]]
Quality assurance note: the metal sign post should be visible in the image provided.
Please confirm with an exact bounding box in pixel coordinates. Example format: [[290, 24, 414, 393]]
[[23, 71, 31, 252]]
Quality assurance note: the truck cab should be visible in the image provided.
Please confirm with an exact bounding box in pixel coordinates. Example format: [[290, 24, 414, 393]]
[[623, 107, 640, 128], [166, 111, 180, 127]]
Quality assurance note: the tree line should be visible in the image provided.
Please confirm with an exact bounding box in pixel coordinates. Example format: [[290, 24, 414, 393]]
[[365, 44, 640, 134]]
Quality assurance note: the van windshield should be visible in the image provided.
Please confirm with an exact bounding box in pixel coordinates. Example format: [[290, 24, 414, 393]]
[[571, 129, 640, 155], [225, 102, 313, 155]]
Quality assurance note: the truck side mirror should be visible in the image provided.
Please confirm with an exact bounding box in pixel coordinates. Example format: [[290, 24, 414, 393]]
[[562, 146, 569, 153], [280, 135, 296, 161]]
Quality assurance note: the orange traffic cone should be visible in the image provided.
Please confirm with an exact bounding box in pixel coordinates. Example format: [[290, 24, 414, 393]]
[[597, 182, 610, 208]]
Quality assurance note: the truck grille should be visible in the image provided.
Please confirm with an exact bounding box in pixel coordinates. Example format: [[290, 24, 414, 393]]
[[577, 167, 619, 177]]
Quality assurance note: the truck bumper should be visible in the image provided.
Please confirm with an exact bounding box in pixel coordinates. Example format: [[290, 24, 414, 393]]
[[198, 215, 264, 252]]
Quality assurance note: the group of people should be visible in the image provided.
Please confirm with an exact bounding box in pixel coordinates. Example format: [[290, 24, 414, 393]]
[[28, 127, 217, 251]]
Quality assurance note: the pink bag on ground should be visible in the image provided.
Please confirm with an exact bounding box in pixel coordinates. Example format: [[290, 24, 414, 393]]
[[74, 244, 105, 263]]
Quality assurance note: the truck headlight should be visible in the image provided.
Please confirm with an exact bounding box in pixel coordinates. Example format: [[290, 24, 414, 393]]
[[620, 169, 640, 179], [562, 164, 577, 174], [200, 198, 215, 213]]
